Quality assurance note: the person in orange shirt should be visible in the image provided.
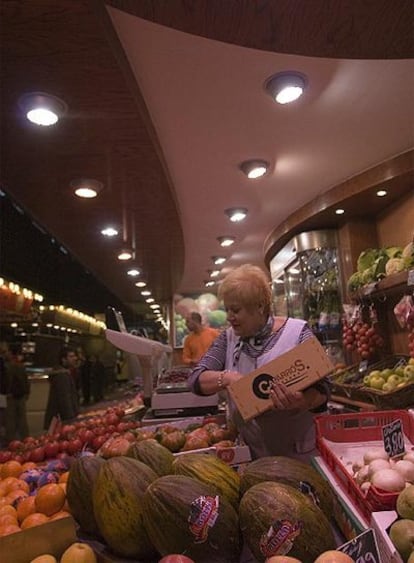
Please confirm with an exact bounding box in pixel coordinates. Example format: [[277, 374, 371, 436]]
[[182, 312, 220, 367]]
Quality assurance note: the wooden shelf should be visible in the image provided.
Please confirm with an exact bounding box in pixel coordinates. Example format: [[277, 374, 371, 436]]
[[351, 269, 410, 301]]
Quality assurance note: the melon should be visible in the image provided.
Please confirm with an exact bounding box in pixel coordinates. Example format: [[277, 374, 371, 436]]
[[172, 452, 240, 509], [239, 481, 335, 563], [143, 474, 240, 562], [127, 438, 174, 476], [240, 456, 333, 515], [92, 456, 158, 559], [66, 454, 105, 536]]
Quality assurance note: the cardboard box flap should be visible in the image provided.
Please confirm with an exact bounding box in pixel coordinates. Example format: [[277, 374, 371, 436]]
[[228, 338, 334, 421]]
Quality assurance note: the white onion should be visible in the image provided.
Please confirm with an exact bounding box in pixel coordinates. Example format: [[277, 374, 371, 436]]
[[394, 460, 414, 483], [363, 448, 389, 464], [403, 452, 414, 464], [368, 458, 391, 478], [371, 468, 406, 492], [355, 465, 370, 485]]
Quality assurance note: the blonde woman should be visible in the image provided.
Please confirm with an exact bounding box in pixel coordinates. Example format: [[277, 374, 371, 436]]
[[188, 264, 328, 461]]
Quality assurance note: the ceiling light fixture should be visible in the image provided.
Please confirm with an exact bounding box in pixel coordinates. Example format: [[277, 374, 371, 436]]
[[376, 189, 387, 197], [141, 290, 151, 296], [264, 71, 307, 104], [18, 92, 68, 126], [225, 208, 248, 222], [71, 178, 104, 199], [127, 268, 140, 277], [217, 236, 235, 247], [239, 159, 269, 179], [150, 304, 159, 310], [101, 227, 118, 237], [335, 208, 345, 215], [117, 249, 133, 261], [212, 256, 226, 265], [146, 297, 154, 303], [205, 280, 215, 287], [209, 269, 221, 278], [135, 281, 147, 288]]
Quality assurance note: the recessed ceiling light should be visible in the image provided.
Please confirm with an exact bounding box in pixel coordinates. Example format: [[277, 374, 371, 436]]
[[212, 256, 226, 265], [71, 178, 104, 199], [264, 71, 307, 104], [150, 304, 159, 309], [217, 236, 235, 247], [239, 160, 269, 179], [376, 189, 387, 197], [225, 208, 248, 222], [141, 290, 151, 296], [209, 269, 221, 278], [127, 268, 140, 277], [205, 280, 216, 287], [18, 92, 68, 126], [335, 208, 345, 215], [135, 281, 147, 288], [101, 227, 118, 237], [117, 249, 133, 260], [146, 297, 154, 303]]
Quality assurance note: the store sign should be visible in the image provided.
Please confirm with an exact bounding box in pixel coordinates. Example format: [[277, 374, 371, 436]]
[[382, 418, 405, 458], [338, 529, 380, 562]]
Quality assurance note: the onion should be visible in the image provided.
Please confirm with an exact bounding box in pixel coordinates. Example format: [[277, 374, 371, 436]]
[[360, 481, 371, 493], [363, 447, 389, 464], [368, 458, 391, 478], [355, 465, 370, 485], [352, 460, 364, 474], [403, 452, 414, 464], [394, 460, 414, 483], [371, 468, 406, 492]]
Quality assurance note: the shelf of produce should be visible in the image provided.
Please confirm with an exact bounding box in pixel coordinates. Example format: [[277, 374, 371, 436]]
[[351, 270, 410, 300]]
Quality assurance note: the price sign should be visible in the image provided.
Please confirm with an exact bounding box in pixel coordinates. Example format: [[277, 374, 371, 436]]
[[382, 418, 405, 458], [338, 529, 380, 562]]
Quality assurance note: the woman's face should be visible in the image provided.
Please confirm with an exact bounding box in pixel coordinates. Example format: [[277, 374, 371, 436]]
[[224, 300, 266, 338]]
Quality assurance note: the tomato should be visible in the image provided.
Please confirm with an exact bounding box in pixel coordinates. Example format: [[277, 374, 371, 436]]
[[30, 446, 45, 463], [8, 440, 24, 451], [44, 441, 60, 459], [67, 439, 82, 455]]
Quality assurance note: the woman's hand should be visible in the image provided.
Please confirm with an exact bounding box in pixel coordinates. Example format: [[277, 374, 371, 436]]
[[269, 381, 307, 411]]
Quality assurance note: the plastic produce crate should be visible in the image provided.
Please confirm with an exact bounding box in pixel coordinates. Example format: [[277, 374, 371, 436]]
[[315, 410, 414, 520]]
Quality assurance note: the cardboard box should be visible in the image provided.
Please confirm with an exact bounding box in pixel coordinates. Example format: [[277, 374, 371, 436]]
[[0, 516, 77, 563], [228, 338, 334, 421], [370, 511, 403, 563]]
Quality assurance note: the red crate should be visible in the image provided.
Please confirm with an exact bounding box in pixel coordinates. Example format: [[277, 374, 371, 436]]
[[315, 410, 414, 520]]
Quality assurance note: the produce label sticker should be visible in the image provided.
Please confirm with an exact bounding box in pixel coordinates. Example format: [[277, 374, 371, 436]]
[[338, 528, 380, 562], [382, 418, 405, 458], [259, 519, 302, 557], [188, 495, 219, 543]]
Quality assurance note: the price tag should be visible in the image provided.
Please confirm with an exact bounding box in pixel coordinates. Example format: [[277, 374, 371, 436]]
[[338, 529, 380, 562], [408, 269, 414, 286], [358, 360, 368, 373], [382, 418, 405, 458]]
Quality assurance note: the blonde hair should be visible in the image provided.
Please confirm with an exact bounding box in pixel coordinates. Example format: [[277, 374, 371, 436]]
[[218, 264, 272, 315]]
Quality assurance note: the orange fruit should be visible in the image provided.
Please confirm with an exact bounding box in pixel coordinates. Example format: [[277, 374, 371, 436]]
[[0, 505, 17, 518], [49, 510, 71, 521], [35, 483, 65, 516], [0, 476, 20, 493], [0, 460, 22, 479], [21, 512, 49, 529], [5, 488, 29, 506], [16, 495, 37, 523], [58, 471, 69, 484], [0, 512, 18, 526], [21, 461, 37, 472], [30, 555, 57, 563], [0, 522, 21, 536], [0, 497, 8, 508], [6, 478, 29, 495]]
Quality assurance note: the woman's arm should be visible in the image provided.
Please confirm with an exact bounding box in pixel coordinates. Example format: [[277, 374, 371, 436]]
[[198, 369, 242, 395]]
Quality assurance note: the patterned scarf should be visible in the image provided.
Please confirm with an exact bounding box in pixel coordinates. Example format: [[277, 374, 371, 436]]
[[233, 315, 277, 364]]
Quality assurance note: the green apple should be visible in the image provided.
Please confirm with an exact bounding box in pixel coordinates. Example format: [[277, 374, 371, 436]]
[[409, 357, 414, 366], [380, 368, 393, 380], [395, 366, 406, 378], [403, 365, 414, 382], [369, 375, 386, 390], [389, 519, 414, 561], [383, 381, 398, 392], [369, 369, 382, 379], [388, 374, 403, 387]]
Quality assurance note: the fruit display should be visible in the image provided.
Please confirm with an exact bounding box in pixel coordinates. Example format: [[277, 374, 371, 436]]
[[363, 357, 414, 392], [389, 485, 414, 562]]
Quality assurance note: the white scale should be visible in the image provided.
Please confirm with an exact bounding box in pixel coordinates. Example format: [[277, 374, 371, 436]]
[[105, 322, 218, 417]]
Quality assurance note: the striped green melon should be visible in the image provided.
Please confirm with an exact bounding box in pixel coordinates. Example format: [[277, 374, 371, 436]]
[[172, 452, 240, 509], [143, 474, 241, 563], [239, 481, 335, 563], [127, 438, 174, 476], [66, 454, 105, 537], [240, 456, 333, 514], [92, 456, 158, 559]]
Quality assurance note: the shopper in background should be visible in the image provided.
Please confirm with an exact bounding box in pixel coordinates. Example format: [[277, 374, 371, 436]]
[[188, 264, 329, 462], [2, 342, 30, 442], [90, 354, 105, 402], [44, 347, 79, 430], [182, 312, 220, 367]]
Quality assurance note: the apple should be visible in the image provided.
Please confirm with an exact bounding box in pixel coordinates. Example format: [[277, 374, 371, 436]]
[[60, 542, 97, 563], [380, 368, 393, 380], [369, 375, 386, 390], [403, 365, 414, 382]]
